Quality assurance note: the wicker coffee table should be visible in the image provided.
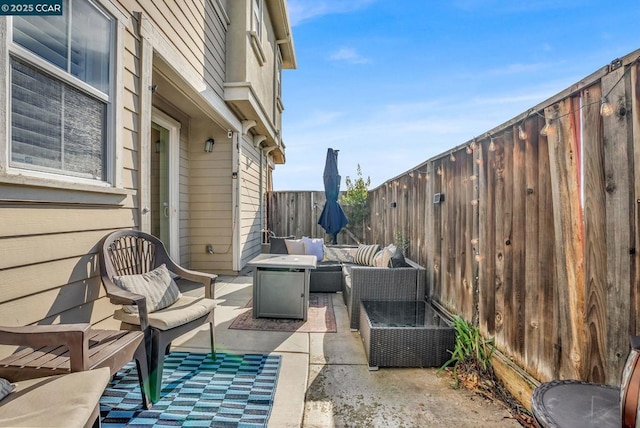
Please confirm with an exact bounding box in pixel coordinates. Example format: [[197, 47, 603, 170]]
[[359, 300, 455, 370]]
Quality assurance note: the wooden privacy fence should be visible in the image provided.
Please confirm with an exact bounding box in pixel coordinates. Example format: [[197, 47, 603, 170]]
[[267, 190, 360, 244], [268, 49, 640, 396]]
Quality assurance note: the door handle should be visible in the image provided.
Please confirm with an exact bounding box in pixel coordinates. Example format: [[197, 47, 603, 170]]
[[163, 202, 169, 218]]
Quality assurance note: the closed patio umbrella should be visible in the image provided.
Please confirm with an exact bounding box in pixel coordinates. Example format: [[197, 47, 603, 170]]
[[318, 148, 348, 244]]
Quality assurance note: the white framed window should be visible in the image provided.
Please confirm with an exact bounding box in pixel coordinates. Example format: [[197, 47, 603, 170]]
[[252, 0, 262, 40], [276, 48, 282, 99], [8, 0, 115, 182]]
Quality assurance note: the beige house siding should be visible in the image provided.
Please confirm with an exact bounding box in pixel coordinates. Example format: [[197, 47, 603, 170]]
[[0, 2, 137, 356], [188, 124, 235, 275], [247, 6, 276, 122], [238, 134, 266, 267], [0, 0, 294, 355]]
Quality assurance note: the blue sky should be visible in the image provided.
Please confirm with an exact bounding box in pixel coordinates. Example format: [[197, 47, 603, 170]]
[[274, 0, 640, 191]]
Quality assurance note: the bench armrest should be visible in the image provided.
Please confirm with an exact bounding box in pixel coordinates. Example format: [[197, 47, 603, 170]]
[[0, 324, 91, 371]]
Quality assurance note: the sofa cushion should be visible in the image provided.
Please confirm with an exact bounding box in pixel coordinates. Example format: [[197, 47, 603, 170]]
[[285, 239, 306, 255], [113, 264, 182, 313], [115, 295, 215, 330], [270, 235, 295, 254], [390, 247, 412, 268], [302, 236, 324, 261], [315, 261, 343, 272], [354, 244, 380, 266]]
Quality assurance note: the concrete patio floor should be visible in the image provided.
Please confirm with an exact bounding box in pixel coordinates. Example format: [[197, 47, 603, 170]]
[[171, 274, 521, 427]]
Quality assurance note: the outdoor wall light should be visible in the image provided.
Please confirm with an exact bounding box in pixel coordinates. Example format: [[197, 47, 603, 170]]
[[600, 97, 614, 117], [517, 124, 528, 140], [204, 138, 215, 152], [540, 118, 556, 137]]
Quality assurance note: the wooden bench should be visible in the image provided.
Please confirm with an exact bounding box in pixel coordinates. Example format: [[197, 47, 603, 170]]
[[0, 324, 150, 409]]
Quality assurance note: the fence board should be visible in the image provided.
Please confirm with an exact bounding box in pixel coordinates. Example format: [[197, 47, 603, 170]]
[[546, 97, 585, 380], [602, 67, 635, 382], [632, 62, 640, 337], [479, 138, 496, 336], [537, 130, 559, 381], [463, 151, 475, 322], [524, 116, 542, 377], [582, 83, 608, 384], [512, 120, 527, 364]]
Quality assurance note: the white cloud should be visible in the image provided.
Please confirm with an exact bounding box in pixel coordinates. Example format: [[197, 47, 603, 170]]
[[329, 47, 370, 64], [287, 0, 378, 26]]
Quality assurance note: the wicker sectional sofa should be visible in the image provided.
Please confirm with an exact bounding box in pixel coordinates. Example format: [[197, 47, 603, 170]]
[[342, 256, 426, 330], [267, 241, 426, 330]]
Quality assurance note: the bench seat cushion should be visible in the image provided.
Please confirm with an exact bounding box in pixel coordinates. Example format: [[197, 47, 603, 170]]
[[0, 367, 110, 427]]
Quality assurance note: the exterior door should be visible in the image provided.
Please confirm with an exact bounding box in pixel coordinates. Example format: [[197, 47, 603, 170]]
[[151, 109, 180, 261]]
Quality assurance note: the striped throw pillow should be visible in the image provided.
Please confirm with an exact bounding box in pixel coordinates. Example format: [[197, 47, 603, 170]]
[[113, 264, 181, 314], [354, 244, 380, 266], [0, 378, 14, 401]]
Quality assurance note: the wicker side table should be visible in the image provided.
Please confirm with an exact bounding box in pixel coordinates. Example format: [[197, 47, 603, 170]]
[[359, 300, 455, 370]]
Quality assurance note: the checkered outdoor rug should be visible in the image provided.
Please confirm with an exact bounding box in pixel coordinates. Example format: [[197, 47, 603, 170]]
[[100, 352, 281, 427]]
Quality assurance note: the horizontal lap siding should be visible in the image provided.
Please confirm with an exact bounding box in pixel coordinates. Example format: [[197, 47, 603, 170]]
[[0, 1, 144, 336], [189, 124, 233, 273], [124, 0, 226, 98], [239, 137, 263, 269], [180, 129, 190, 266], [1, 0, 231, 342]]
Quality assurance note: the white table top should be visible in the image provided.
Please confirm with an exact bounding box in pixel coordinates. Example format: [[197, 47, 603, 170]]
[[247, 254, 317, 269]]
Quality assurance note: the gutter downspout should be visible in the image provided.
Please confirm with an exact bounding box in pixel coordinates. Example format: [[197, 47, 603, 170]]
[[253, 135, 267, 243], [262, 146, 277, 240], [232, 131, 240, 272]]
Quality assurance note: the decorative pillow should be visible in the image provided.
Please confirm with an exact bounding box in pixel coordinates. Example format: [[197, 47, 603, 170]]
[[302, 236, 324, 262], [621, 335, 640, 427], [284, 239, 306, 255], [0, 378, 14, 402], [323, 245, 356, 263], [354, 244, 380, 266], [390, 247, 412, 268], [372, 250, 384, 267], [113, 264, 182, 314], [270, 235, 295, 254], [381, 244, 397, 268]]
